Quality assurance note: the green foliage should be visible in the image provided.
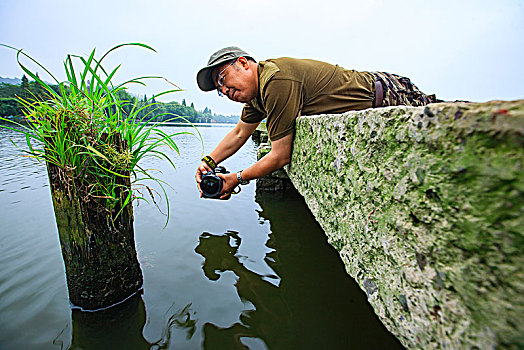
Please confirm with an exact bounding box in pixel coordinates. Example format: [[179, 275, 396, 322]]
[[20, 74, 30, 99], [0, 43, 199, 225], [0, 80, 238, 123], [0, 77, 61, 117], [0, 97, 21, 117], [0, 82, 21, 99]]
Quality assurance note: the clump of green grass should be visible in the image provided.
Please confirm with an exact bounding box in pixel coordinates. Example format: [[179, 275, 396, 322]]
[[0, 43, 199, 225]]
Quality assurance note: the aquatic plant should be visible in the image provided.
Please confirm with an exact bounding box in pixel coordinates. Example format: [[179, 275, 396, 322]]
[[0, 43, 196, 224], [0, 43, 198, 310]]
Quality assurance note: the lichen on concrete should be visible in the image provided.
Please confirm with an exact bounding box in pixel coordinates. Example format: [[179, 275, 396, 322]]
[[252, 122, 269, 144], [281, 100, 524, 349], [255, 134, 294, 191]]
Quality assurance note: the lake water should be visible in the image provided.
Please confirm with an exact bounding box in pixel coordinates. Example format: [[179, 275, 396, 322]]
[[0, 124, 403, 349]]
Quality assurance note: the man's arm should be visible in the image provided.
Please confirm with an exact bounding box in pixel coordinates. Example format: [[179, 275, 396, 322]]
[[209, 120, 260, 164], [217, 133, 293, 197]]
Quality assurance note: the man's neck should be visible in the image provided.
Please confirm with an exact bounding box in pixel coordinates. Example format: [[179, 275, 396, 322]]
[[251, 61, 259, 92]]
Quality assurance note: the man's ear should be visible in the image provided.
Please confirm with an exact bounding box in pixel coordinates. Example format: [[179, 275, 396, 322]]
[[237, 56, 250, 69]]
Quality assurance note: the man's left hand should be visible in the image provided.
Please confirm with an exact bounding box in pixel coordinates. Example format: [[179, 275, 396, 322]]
[[216, 172, 240, 199]]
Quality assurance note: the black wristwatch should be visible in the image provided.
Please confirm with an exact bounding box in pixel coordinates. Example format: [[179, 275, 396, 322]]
[[236, 170, 250, 185]]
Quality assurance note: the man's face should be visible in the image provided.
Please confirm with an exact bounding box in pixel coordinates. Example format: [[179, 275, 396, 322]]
[[213, 58, 258, 103]]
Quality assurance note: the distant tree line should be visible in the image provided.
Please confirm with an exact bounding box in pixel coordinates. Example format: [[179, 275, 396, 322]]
[[0, 75, 239, 124]]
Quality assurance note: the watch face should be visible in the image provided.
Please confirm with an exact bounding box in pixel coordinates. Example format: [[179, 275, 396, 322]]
[[237, 171, 249, 185]]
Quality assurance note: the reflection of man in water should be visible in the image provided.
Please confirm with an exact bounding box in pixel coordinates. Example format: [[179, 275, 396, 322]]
[[195, 231, 293, 349]]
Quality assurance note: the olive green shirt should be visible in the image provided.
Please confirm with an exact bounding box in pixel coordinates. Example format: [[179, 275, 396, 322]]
[[241, 57, 375, 141]]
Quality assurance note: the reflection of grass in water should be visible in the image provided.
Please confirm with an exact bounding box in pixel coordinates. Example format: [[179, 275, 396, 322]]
[[0, 43, 202, 225], [150, 303, 197, 349]]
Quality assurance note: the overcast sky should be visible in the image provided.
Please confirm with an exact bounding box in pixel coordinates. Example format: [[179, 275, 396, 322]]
[[1, 0, 523, 116]]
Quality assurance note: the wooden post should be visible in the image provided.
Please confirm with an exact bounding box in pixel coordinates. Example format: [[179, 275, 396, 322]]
[[46, 134, 143, 310]]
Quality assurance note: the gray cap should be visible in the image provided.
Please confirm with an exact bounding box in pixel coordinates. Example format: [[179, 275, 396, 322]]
[[196, 46, 255, 92]]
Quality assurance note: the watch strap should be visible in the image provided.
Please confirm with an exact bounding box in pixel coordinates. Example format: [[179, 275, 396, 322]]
[[237, 170, 250, 185]]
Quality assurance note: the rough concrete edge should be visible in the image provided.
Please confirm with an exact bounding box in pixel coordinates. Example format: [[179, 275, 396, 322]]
[[286, 100, 524, 349]]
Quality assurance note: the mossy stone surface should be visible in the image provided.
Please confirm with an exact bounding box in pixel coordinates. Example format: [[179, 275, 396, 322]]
[[282, 101, 524, 349]]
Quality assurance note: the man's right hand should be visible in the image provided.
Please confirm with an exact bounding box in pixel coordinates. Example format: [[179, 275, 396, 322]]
[[196, 161, 213, 197]]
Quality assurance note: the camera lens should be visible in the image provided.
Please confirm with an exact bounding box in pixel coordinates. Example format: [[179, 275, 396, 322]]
[[201, 176, 221, 197]]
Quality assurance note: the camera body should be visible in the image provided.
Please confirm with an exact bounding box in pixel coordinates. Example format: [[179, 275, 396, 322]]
[[200, 166, 230, 199]]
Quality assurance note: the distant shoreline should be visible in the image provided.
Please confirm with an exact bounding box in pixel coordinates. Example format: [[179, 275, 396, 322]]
[[150, 122, 236, 127]]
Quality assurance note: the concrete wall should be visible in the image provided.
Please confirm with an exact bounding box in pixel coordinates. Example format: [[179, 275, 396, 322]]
[[258, 100, 524, 349]]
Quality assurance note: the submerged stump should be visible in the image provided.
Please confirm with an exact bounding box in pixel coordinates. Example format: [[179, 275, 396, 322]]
[[46, 134, 143, 311]]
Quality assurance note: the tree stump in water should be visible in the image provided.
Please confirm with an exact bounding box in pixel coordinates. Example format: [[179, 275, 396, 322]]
[[46, 134, 143, 310]]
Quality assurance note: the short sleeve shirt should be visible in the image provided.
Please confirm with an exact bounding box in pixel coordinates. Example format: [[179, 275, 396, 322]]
[[241, 57, 376, 141]]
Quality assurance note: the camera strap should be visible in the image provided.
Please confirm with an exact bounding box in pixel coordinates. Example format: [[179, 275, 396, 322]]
[[231, 185, 241, 195], [201, 155, 217, 170]]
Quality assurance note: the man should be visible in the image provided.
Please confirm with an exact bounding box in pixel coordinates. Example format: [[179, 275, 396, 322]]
[[195, 46, 438, 199]]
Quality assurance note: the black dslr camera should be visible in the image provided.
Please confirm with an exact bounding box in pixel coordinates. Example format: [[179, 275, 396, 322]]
[[200, 166, 231, 200]]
